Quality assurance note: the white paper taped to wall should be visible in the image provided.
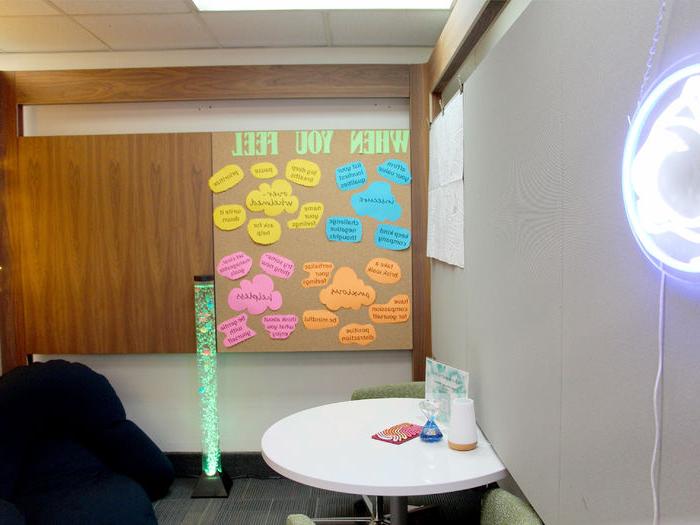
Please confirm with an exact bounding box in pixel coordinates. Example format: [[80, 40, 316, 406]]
[[427, 92, 464, 268]]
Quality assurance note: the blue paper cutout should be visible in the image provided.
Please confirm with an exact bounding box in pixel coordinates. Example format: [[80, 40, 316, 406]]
[[335, 161, 367, 191], [377, 159, 411, 185], [375, 224, 411, 251], [326, 216, 362, 243], [351, 181, 402, 222]]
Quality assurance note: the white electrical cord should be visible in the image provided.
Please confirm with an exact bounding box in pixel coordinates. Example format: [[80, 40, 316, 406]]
[[632, 3, 668, 523], [651, 270, 666, 525]]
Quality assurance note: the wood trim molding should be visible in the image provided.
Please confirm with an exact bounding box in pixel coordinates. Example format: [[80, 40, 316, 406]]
[[15, 64, 410, 105], [409, 63, 432, 381], [427, 0, 506, 95], [0, 72, 26, 373]]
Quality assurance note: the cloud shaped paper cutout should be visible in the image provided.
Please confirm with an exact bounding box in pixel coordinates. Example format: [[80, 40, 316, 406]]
[[351, 181, 402, 222], [319, 266, 376, 311], [228, 274, 283, 315], [246, 179, 299, 217]]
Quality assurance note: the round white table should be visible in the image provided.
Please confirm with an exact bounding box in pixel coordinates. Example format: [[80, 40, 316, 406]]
[[261, 398, 507, 524]]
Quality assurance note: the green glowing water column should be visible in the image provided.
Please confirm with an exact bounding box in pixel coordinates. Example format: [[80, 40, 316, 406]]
[[191, 275, 231, 498]]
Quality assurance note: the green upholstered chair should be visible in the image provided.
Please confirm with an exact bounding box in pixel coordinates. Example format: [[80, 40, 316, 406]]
[[286, 515, 315, 525], [480, 488, 542, 525], [350, 381, 425, 401], [287, 488, 541, 525]]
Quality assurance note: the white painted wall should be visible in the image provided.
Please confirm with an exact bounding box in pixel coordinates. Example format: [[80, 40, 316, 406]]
[[432, 1, 700, 523], [30, 97, 413, 451]]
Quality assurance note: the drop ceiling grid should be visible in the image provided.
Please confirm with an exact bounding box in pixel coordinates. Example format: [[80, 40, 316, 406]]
[[0, 1, 450, 52]]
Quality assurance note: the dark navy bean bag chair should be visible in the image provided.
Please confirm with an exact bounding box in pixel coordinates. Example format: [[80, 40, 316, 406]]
[[0, 360, 174, 524]]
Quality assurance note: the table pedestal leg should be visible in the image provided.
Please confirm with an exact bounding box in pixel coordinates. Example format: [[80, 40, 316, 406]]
[[388, 496, 408, 525]]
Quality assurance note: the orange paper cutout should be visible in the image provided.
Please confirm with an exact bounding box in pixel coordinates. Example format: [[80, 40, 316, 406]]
[[369, 294, 410, 324], [339, 323, 377, 346], [302, 310, 339, 330], [365, 257, 402, 284], [302, 262, 335, 288], [319, 267, 376, 311]]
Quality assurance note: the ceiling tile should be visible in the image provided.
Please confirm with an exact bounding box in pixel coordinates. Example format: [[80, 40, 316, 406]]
[[0, 16, 107, 51], [200, 11, 326, 47], [51, 0, 191, 15], [75, 14, 218, 50], [329, 10, 448, 46], [0, 0, 58, 15]]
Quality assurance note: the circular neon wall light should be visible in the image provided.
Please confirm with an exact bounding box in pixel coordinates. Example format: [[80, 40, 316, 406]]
[[623, 63, 700, 281]]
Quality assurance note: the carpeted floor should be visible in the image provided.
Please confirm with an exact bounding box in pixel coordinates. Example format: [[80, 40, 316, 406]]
[[154, 477, 484, 524]]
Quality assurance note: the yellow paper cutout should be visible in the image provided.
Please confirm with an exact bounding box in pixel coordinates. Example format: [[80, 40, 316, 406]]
[[247, 218, 282, 245], [251, 162, 278, 179], [369, 294, 411, 324], [213, 204, 246, 231], [302, 310, 339, 330], [209, 164, 244, 193], [288, 202, 324, 229], [246, 179, 299, 217], [286, 159, 322, 187], [364, 257, 402, 284], [319, 267, 376, 311], [339, 323, 376, 346], [302, 262, 334, 288]]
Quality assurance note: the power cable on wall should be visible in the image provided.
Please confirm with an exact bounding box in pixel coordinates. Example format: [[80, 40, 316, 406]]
[[632, 1, 668, 523]]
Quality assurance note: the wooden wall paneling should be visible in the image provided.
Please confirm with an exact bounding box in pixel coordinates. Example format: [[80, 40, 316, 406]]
[[0, 72, 27, 372], [427, 0, 506, 94], [15, 134, 213, 355], [15, 65, 410, 105], [410, 63, 432, 381]]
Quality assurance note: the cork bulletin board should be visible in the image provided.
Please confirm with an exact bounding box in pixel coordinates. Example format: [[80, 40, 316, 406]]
[[212, 129, 412, 352]]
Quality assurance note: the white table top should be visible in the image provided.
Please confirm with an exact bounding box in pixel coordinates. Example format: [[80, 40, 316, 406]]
[[261, 398, 507, 496]]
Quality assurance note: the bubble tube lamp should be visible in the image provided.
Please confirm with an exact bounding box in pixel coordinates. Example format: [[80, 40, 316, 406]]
[[191, 275, 231, 498]]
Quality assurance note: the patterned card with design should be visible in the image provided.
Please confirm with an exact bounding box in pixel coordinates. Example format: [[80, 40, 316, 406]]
[[371, 422, 423, 445]]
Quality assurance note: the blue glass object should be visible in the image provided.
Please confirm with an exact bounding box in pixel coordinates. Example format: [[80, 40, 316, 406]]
[[419, 399, 443, 443], [420, 417, 443, 443]]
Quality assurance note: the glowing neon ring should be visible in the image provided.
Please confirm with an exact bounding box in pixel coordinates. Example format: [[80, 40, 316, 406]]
[[623, 63, 700, 279]]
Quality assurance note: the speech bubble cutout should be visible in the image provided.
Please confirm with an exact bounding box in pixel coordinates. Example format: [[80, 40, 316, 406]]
[[217, 313, 256, 348], [320, 266, 376, 311], [365, 257, 402, 284], [217, 251, 253, 281], [375, 224, 411, 251], [326, 216, 362, 243], [261, 314, 299, 339], [286, 159, 322, 187], [302, 310, 339, 330], [260, 252, 295, 279], [288, 202, 324, 229], [213, 204, 246, 231], [246, 179, 299, 217], [251, 161, 278, 179], [247, 218, 282, 245], [339, 323, 377, 346], [377, 159, 412, 185], [369, 294, 411, 324], [351, 181, 402, 222], [302, 262, 334, 288], [228, 273, 283, 315], [335, 161, 367, 191], [209, 164, 244, 193]]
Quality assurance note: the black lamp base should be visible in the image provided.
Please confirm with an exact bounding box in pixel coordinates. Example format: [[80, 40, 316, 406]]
[[191, 471, 232, 498]]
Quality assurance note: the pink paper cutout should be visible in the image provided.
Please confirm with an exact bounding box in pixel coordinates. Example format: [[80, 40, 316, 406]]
[[260, 252, 295, 280], [228, 274, 283, 315], [217, 251, 253, 281], [217, 313, 256, 347], [261, 314, 299, 340]]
